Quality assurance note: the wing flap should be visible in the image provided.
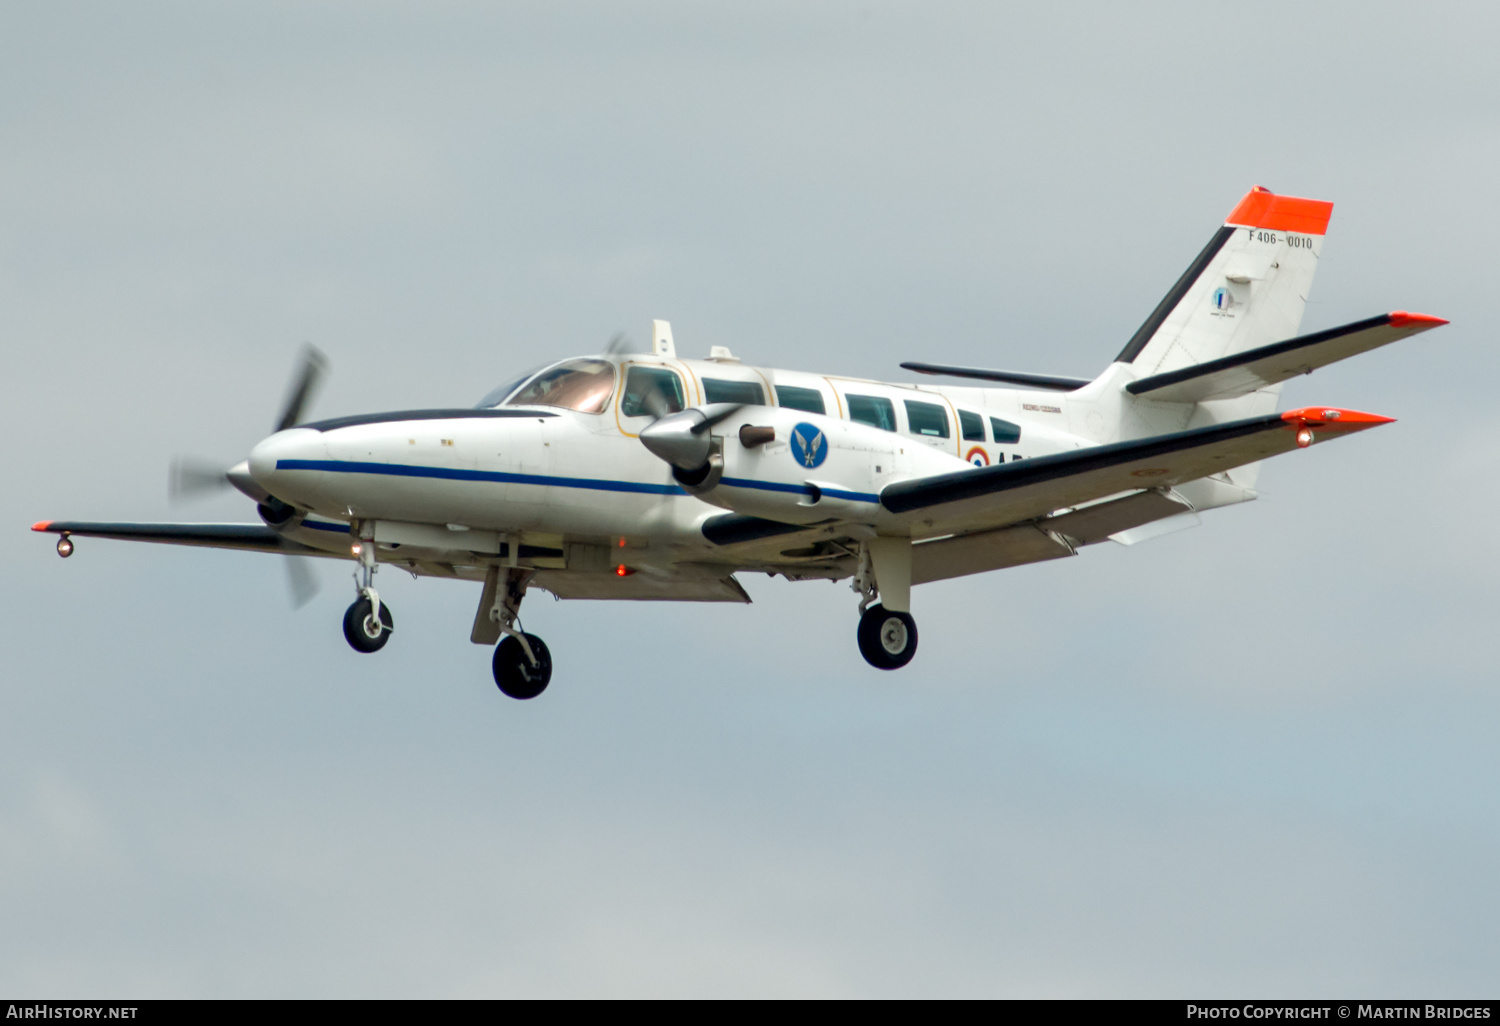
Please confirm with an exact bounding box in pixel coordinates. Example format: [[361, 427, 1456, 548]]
[[1126, 311, 1447, 403], [530, 569, 751, 602], [879, 408, 1391, 535], [912, 525, 1072, 585]]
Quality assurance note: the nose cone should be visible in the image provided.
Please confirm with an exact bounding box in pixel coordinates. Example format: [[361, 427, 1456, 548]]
[[248, 428, 328, 506]]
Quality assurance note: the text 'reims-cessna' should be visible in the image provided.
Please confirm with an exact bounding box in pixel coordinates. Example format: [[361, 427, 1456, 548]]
[[35, 187, 1446, 699]]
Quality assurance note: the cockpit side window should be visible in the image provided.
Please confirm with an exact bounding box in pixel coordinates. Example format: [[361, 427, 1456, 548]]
[[620, 366, 686, 417], [503, 359, 616, 414]]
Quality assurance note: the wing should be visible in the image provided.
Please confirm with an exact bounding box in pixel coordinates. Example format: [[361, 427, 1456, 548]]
[[878, 407, 1392, 536], [31, 520, 327, 555], [1126, 312, 1447, 403]]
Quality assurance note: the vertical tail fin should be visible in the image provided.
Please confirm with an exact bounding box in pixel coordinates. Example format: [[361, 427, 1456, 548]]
[[1115, 186, 1333, 378]]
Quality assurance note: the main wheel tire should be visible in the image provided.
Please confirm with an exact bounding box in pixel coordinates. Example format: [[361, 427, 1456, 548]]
[[343, 597, 394, 654], [493, 634, 553, 699], [857, 604, 918, 670]]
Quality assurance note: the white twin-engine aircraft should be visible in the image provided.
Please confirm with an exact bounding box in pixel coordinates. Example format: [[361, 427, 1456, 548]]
[[35, 187, 1446, 699]]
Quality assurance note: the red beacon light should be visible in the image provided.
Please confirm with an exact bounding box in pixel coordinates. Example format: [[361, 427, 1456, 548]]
[[615, 564, 635, 577]]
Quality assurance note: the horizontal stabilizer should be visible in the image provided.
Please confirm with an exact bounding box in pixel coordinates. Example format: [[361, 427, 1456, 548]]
[[1126, 311, 1448, 402], [900, 362, 1090, 392], [879, 407, 1391, 535]]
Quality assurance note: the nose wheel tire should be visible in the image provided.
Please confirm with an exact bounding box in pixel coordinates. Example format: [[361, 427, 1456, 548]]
[[343, 597, 394, 653], [857, 604, 918, 670], [493, 634, 552, 699]]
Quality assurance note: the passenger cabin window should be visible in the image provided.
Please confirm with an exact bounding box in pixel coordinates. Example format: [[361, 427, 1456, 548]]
[[620, 366, 686, 417], [846, 394, 896, 432], [775, 384, 826, 415], [959, 409, 985, 442], [702, 378, 766, 405], [990, 417, 1022, 444], [502, 358, 615, 414], [905, 400, 950, 438]]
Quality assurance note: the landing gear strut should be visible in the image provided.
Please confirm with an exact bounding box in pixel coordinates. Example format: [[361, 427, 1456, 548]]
[[476, 565, 554, 699], [343, 537, 394, 654]]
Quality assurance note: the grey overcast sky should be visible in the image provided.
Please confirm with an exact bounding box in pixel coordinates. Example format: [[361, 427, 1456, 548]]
[[3, 0, 1498, 998]]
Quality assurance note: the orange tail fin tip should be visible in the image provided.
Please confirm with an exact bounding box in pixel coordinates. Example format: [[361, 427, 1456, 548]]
[[1225, 185, 1334, 236]]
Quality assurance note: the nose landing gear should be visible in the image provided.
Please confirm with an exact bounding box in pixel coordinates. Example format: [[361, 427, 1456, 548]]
[[343, 596, 394, 652], [343, 538, 394, 654]]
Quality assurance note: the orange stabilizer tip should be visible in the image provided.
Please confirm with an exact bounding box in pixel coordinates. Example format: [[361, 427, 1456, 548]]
[[1225, 186, 1334, 236], [1388, 311, 1450, 329], [31, 521, 53, 532], [1282, 407, 1396, 430]]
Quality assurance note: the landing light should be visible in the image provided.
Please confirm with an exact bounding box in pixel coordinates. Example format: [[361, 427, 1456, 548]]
[[352, 544, 363, 555], [56, 535, 73, 558], [1296, 427, 1314, 448]]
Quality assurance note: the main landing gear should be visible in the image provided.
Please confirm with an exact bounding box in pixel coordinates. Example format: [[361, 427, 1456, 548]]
[[857, 604, 918, 670], [493, 633, 552, 700], [473, 565, 554, 700], [852, 538, 919, 670], [343, 538, 394, 654]]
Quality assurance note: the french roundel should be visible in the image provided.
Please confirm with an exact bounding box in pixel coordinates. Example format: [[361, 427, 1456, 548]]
[[790, 423, 828, 469], [965, 446, 989, 467]]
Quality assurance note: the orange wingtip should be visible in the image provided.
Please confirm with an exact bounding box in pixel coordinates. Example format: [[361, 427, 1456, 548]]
[[31, 520, 53, 532], [1388, 311, 1449, 328], [1225, 185, 1333, 236], [1282, 407, 1395, 430]]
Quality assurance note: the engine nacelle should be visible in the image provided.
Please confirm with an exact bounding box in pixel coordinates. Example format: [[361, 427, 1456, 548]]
[[693, 407, 970, 523]]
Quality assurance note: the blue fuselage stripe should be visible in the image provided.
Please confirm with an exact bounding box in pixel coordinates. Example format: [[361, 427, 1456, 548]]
[[277, 459, 687, 496], [276, 459, 880, 504]]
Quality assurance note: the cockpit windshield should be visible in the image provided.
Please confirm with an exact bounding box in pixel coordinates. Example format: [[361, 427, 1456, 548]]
[[502, 358, 616, 414], [475, 366, 543, 409]]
